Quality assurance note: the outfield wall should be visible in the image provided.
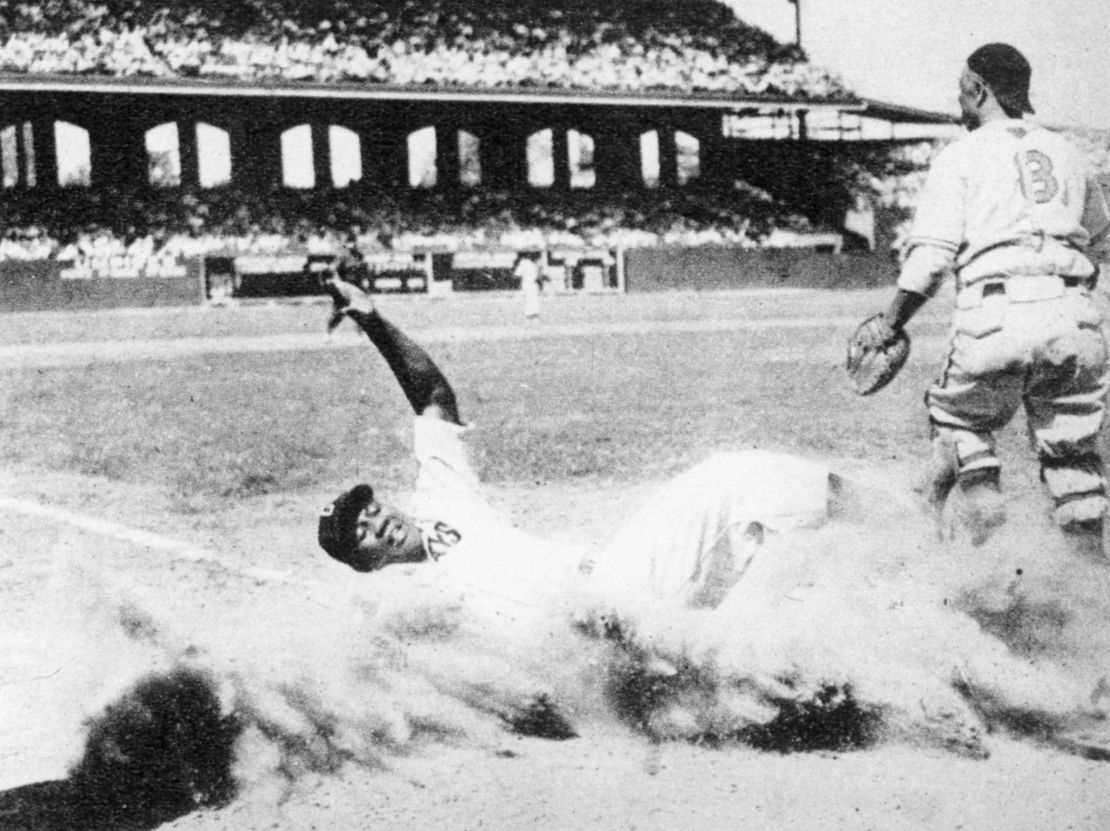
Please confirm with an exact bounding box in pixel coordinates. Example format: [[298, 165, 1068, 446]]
[[0, 248, 897, 311], [622, 247, 896, 292], [0, 259, 206, 312]]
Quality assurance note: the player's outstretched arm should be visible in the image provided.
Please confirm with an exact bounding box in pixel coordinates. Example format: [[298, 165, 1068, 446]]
[[324, 277, 462, 425]]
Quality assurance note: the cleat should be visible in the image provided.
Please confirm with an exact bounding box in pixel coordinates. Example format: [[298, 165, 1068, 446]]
[[954, 468, 1006, 546]]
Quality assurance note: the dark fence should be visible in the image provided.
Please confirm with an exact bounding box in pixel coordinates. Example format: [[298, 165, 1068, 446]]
[[622, 247, 895, 292], [0, 258, 206, 312], [0, 247, 898, 312]]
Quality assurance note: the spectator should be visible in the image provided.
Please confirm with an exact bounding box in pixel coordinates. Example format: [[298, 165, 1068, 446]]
[[0, 0, 850, 99]]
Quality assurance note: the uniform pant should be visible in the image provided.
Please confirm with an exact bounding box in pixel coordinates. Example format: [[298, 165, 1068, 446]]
[[582, 452, 832, 610], [926, 276, 1110, 507]]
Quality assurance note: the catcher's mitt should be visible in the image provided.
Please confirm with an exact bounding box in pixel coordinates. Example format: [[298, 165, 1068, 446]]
[[846, 313, 911, 396]]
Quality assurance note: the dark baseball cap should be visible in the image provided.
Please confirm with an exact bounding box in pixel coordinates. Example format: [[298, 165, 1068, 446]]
[[318, 484, 375, 568], [967, 43, 1034, 115]]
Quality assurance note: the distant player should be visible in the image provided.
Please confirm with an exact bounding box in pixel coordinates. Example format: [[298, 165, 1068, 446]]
[[513, 251, 544, 320], [861, 43, 1110, 546]]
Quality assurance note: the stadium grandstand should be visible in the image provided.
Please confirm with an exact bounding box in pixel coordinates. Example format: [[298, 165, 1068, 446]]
[[0, 0, 963, 298], [0, 0, 844, 94]]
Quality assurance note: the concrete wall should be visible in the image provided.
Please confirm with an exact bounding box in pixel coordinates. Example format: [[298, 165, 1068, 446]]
[[623, 247, 896, 293], [0, 248, 898, 311]]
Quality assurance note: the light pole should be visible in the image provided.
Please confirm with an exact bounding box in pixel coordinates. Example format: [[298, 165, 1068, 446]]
[[787, 0, 802, 50]]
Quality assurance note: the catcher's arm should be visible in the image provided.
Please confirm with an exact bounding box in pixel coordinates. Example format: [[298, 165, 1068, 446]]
[[323, 277, 462, 425], [885, 289, 928, 333]]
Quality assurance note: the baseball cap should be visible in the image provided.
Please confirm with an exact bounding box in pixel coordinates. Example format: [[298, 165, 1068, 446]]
[[318, 484, 374, 568], [967, 43, 1034, 115]]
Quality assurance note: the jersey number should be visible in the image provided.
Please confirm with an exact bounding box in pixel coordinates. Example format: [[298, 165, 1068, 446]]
[[1015, 149, 1060, 204]]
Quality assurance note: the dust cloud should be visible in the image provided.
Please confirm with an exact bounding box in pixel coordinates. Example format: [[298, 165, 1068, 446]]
[[39, 477, 1110, 812]]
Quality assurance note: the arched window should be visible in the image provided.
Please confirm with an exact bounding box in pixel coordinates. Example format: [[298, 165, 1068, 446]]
[[55, 121, 90, 187], [676, 131, 701, 185], [330, 125, 361, 188], [0, 122, 36, 187], [281, 124, 314, 188], [197, 123, 231, 188], [145, 122, 180, 187], [459, 130, 481, 187], [1, 125, 18, 188], [527, 128, 554, 188], [407, 126, 436, 188], [568, 129, 595, 189], [639, 130, 660, 189]]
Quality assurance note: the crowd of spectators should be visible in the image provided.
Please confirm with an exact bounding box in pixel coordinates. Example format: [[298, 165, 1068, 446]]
[[0, 181, 834, 262], [0, 0, 850, 99]]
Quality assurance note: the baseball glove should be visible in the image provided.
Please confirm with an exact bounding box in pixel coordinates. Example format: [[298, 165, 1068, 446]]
[[846, 313, 911, 396]]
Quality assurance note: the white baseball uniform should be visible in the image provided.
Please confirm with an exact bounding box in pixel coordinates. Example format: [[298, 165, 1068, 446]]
[[514, 257, 542, 319], [898, 118, 1110, 506], [580, 451, 833, 611], [406, 416, 574, 603], [406, 417, 833, 613]]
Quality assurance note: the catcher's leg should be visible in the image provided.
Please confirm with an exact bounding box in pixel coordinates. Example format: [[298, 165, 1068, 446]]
[[1025, 334, 1110, 541], [924, 337, 1023, 545], [916, 429, 959, 511]]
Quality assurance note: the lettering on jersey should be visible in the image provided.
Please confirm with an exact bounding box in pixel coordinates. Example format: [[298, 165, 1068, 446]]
[[1015, 149, 1060, 204], [420, 521, 461, 561]]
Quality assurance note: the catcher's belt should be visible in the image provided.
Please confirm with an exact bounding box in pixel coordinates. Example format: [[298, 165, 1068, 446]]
[[957, 274, 1093, 307]]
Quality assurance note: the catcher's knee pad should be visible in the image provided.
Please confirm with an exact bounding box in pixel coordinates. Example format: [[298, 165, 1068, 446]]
[[1041, 452, 1108, 523], [919, 429, 1000, 508], [1052, 490, 1108, 533]]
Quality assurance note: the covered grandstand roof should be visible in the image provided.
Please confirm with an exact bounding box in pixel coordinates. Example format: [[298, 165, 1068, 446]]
[[859, 99, 958, 125], [0, 73, 960, 125]]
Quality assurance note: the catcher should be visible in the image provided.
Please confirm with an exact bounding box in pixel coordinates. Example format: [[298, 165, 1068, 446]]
[[850, 43, 1110, 548]]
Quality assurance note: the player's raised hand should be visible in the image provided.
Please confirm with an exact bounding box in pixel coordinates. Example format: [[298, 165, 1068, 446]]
[[323, 275, 374, 332]]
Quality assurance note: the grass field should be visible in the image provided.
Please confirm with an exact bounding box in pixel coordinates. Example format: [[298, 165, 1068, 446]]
[[3, 288, 1110, 831], [0, 286, 1050, 547], [0, 290, 950, 512]]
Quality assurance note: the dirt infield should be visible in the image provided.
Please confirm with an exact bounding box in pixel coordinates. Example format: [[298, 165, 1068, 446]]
[[3, 288, 1110, 831]]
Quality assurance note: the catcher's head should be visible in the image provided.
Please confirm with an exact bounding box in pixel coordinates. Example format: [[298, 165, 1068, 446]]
[[960, 43, 1034, 128], [318, 484, 426, 572]]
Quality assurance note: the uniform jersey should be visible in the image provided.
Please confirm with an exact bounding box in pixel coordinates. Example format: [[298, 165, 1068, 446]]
[[406, 416, 578, 603], [898, 119, 1110, 296], [408, 421, 834, 614]]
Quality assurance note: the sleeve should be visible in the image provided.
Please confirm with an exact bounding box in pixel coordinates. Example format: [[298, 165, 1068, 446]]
[[897, 146, 966, 296], [409, 415, 504, 528], [412, 416, 482, 492]]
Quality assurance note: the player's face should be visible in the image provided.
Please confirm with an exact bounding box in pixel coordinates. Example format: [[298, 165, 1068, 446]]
[[352, 498, 426, 570], [958, 68, 984, 130]]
